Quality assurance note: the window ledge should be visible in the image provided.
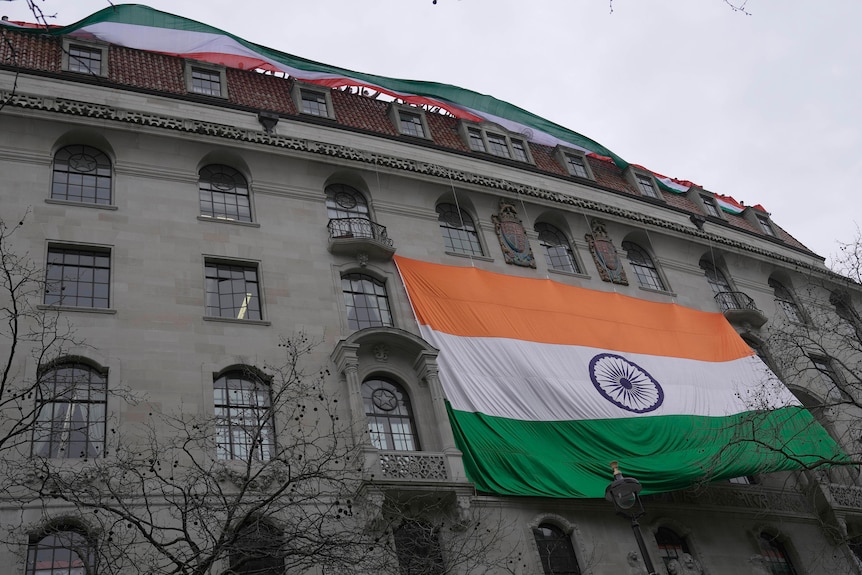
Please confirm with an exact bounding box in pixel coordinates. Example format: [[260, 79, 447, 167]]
[[548, 268, 591, 280], [203, 316, 271, 326], [637, 286, 677, 297], [37, 305, 117, 314], [444, 251, 493, 262], [45, 198, 118, 211], [197, 215, 260, 228]]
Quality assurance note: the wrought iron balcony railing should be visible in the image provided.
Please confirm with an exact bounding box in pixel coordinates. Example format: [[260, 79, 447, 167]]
[[327, 217, 392, 246], [714, 291, 767, 328], [327, 217, 395, 260]]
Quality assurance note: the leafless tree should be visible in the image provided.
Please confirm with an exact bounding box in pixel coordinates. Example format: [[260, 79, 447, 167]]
[[3, 329, 521, 574]]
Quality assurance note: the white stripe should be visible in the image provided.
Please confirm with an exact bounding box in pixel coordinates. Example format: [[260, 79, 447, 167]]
[[422, 328, 798, 422], [715, 197, 744, 214]]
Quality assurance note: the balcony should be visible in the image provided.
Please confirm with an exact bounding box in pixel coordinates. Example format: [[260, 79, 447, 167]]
[[714, 291, 768, 328], [327, 217, 395, 261]]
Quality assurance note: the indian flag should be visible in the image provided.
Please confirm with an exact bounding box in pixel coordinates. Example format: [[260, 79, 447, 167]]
[[395, 256, 844, 498]]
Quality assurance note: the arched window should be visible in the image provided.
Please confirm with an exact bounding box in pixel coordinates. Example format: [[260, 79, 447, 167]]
[[229, 518, 284, 575], [654, 526, 691, 569], [52, 145, 112, 205], [623, 241, 665, 291], [436, 203, 483, 256], [769, 278, 803, 323], [395, 519, 444, 575], [33, 362, 106, 459], [535, 222, 580, 273], [198, 164, 252, 222], [214, 370, 275, 461], [533, 523, 580, 575], [341, 273, 392, 330], [326, 183, 372, 238], [362, 378, 419, 451], [26, 526, 94, 575], [758, 532, 798, 575], [699, 259, 732, 296]]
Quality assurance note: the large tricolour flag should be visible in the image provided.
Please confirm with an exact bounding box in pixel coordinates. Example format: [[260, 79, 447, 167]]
[[395, 256, 844, 498]]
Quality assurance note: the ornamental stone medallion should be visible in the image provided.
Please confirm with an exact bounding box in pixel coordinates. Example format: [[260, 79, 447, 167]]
[[492, 198, 535, 268], [585, 218, 628, 284]]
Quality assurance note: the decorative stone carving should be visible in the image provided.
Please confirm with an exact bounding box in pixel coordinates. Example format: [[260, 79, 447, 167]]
[[362, 488, 387, 530], [492, 198, 535, 268], [357, 252, 369, 267], [627, 551, 646, 574], [0, 89, 826, 274], [451, 494, 472, 532], [829, 483, 862, 509], [585, 218, 628, 284], [378, 451, 448, 480], [372, 343, 389, 362], [667, 553, 703, 575], [748, 554, 771, 575]]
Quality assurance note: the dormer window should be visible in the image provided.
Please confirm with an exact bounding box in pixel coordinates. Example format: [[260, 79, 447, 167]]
[[756, 214, 776, 236], [467, 127, 486, 152], [184, 62, 228, 98], [553, 146, 594, 180], [634, 173, 659, 199], [565, 154, 589, 178], [462, 124, 532, 163], [700, 194, 721, 217], [62, 39, 108, 77], [389, 104, 431, 139], [291, 81, 335, 119]]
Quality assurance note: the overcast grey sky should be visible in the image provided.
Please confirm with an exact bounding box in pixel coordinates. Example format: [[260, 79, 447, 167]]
[[4, 0, 860, 263]]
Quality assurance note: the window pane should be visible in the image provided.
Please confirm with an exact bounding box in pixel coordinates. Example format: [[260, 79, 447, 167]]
[[51, 145, 112, 204], [623, 241, 666, 291], [198, 165, 252, 222], [533, 524, 580, 575], [44, 247, 111, 308], [436, 203, 483, 256], [342, 273, 392, 330], [205, 262, 261, 320], [362, 379, 419, 451], [214, 372, 275, 460], [536, 222, 579, 273]]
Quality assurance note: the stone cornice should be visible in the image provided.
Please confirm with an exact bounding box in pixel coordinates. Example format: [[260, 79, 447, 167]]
[[1, 89, 844, 282]]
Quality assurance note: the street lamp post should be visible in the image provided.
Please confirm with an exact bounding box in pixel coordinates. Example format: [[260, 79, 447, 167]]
[[605, 461, 658, 575]]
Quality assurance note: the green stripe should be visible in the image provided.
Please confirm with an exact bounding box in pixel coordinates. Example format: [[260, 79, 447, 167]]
[[448, 404, 846, 498], [18, 5, 627, 170]]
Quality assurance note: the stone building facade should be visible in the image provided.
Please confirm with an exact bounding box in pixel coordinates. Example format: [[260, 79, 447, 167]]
[[1, 11, 862, 575]]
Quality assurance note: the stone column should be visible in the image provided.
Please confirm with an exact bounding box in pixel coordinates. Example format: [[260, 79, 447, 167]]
[[415, 350, 466, 481]]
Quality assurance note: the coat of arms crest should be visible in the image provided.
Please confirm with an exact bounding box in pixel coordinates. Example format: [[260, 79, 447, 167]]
[[492, 199, 535, 268], [585, 218, 628, 285]]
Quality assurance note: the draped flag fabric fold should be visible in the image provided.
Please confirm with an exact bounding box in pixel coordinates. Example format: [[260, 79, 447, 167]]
[[394, 256, 845, 498]]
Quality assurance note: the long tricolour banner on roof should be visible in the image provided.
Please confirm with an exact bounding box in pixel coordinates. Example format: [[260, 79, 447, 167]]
[[394, 256, 843, 498], [3, 4, 735, 199]]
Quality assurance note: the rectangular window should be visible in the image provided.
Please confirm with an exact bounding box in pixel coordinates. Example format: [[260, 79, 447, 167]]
[[44, 247, 111, 308], [300, 89, 329, 116], [398, 111, 425, 137], [511, 138, 529, 162], [205, 262, 262, 320], [68, 44, 102, 75], [701, 195, 720, 217], [757, 215, 776, 236], [636, 174, 658, 198], [190, 67, 222, 96], [486, 133, 511, 158], [467, 128, 486, 152], [565, 154, 589, 178]]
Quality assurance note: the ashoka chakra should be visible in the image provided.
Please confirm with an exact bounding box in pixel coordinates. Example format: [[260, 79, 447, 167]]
[[589, 353, 663, 413]]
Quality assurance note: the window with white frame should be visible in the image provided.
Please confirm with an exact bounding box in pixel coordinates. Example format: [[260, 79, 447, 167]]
[[204, 261, 262, 320], [214, 370, 275, 460], [467, 127, 486, 152], [33, 361, 106, 459]]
